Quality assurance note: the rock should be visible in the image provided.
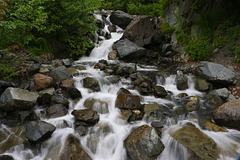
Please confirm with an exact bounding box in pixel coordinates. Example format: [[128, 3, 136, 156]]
[[114, 62, 137, 76], [0, 87, 39, 112], [124, 125, 164, 160], [213, 99, 240, 130], [143, 103, 168, 117], [25, 121, 56, 142], [123, 16, 155, 47], [108, 25, 116, 32], [33, 73, 56, 91], [75, 66, 86, 70], [28, 63, 40, 73], [117, 87, 131, 95], [207, 95, 223, 108], [51, 95, 69, 108], [49, 66, 72, 82], [52, 59, 63, 67], [120, 109, 132, 120], [209, 88, 230, 100], [108, 50, 118, 60], [66, 88, 82, 99], [39, 87, 55, 96], [75, 126, 87, 136], [18, 111, 39, 123], [176, 70, 188, 90], [151, 121, 164, 128], [83, 77, 100, 92], [62, 58, 72, 67], [194, 78, 211, 91], [177, 93, 188, 98], [47, 104, 68, 118], [0, 155, 14, 160], [40, 64, 54, 71], [171, 124, 219, 160], [109, 10, 133, 29], [186, 97, 200, 112], [115, 93, 141, 110], [154, 86, 168, 97], [128, 109, 143, 122], [59, 134, 92, 160], [72, 109, 100, 125], [162, 44, 172, 54], [39, 68, 50, 73], [0, 80, 17, 95], [197, 61, 235, 84], [67, 68, 78, 76], [37, 93, 52, 106], [60, 79, 75, 89], [104, 32, 111, 39], [114, 38, 146, 61], [84, 98, 109, 114], [204, 121, 227, 132]]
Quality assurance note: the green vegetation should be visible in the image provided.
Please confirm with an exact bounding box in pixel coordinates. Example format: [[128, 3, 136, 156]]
[[0, 63, 18, 81], [0, 0, 101, 56]]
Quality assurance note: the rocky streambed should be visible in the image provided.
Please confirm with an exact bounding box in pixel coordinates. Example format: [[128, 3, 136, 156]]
[[0, 10, 240, 160]]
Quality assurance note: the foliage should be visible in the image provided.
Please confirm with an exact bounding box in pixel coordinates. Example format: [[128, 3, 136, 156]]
[[0, 63, 18, 81], [0, 0, 101, 56], [160, 20, 175, 34], [234, 46, 240, 63]]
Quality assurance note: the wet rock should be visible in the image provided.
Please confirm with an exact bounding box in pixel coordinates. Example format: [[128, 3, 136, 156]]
[[67, 68, 78, 76], [114, 38, 146, 61], [128, 109, 143, 122], [52, 59, 63, 67], [115, 93, 141, 110], [213, 99, 240, 130], [197, 61, 235, 84], [108, 25, 116, 32], [39, 68, 50, 73], [151, 121, 164, 128], [143, 103, 168, 117], [171, 124, 219, 160], [18, 111, 39, 123], [28, 63, 40, 73], [124, 16, 155, 47], [124, 125, 164, 160], [162, 44, 172, 54], [0, 155, 14, 160], [120, 109, 132, 120], [72, 109, 100, 125], [114, 62, 137, 76], [204, 121, 227, 132], [110, 10, 133, 29], [209, 88, 230, 100], [37, 93, 52, 106], [59, 134, 92, 160], [49, 66, 72, 82], [104, 32, 111, 39], [175, 106, 188, 115], [117, 87, 131, 95], [84, 98, 109, 114], [108, 50, 118, 60], [50, 95, 69, 108], [75, 126, 87, 136], [66, 87, 82, 99], [207, 95, 223, 108], [177, 93, 188, 98], [153, 86, 168, 97], [60, 79, 75, 89], [186, 97, 200, 112], [47, 104, 68, 118], [83, 77, 100, 92], [26, 121, 55, 143], [176, 71, 188, 90], [33, 74, 56, 91], [0, 87, 39, 112], [194, 78, 211, 91], [75, 66, 87, 70], [62, 58, 72, 67]]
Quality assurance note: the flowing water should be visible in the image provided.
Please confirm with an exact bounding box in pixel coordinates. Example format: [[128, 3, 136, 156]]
[[1, 13, 240, 160]]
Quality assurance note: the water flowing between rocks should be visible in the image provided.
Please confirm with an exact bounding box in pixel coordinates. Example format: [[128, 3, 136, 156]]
[[1, 13, 240, 160]]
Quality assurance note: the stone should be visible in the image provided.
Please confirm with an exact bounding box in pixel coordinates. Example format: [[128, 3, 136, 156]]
[[52, 59, 63, 67], [213, 99, 240, 130], [83, 77, 100, 92], [109, 10, 133, 29], [176, 70, 188, 90], [120, 109, 132, 120], [40, 64, 54, 70], [162, 44, 172, 54], [59, 134, 92, 160], [75, 66, 87, 70], [108, 50, 118, 60], [143, 103, 168, 117], [209, 88, 230, 100], [60, 79, 75, 89], [186, 97, 200, 112], [47, 104, 68, 118], [0, 155, 14, 160], [114, 62, 137, 76], [39, 68, 50, 73], [197, 61, 235, 84], [117, 87, 131, 95], [25, 121, 56, 142], [108, 25, 116, 32], [84, 98, 109, 114], [204, 121, 227, 132], [115, 93, 141, 110], [51, 95, 69, 108], [123, 16, 155, 47], [171, 124, 219, 160], [67, 68, 78, 76], [33, 73, 56, 91], [66, 88, 82, 99], [154, 86, 168, 97], [37, 93, 52, 106], [49, 66, 72, 82], [28, 64, 40, 73], [207, 95, 223, 108], [0, 87, 39, 112], [124, 125, 164, 160], [75, 126, 87, 136], [18, 111, 39, 123], [72, 109, 100, 125], [194, 78, 210, 91], [114, 38, 146, 61], [151, 121, 164, 128], [38, 87, 55, 96], [62, 58, 72, 67]]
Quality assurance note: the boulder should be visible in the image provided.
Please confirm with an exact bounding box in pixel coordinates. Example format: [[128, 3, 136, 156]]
[[171, 124, 219, 160], [50, 95, 69, 108], [209, 88, 230, 100], [37, 93, 52, 106], [120, 109, 132, 120], [66, 88, 82, 99], [38, 87, 55, 96], [62, 58, 72, 67], [72, 109, 100, 125], [83, 77, 100, 92], [114, 38, 146, 61], [108, 25, 116, 32], [108, 50, 118, 60], [18, 110, 39, 123], [204, 121, 227, 132], [0, 155, 14, 160], [186, 97, 200, 112], [124, 125, 164, 160], [197, 61, 235, 84], [115, 93, 141, 110], [123, 16, 155, 47], [194, 78, 210, 91], [153, 86, 168, 97], [117, 87, 131, 95], [213, 99, 240, 130], [176, 71, 188, 90], [25, 121, 56, 142], [0, 87, 39, 112], [59, 134, 92, 160], [47, 104, 68, 118], [109, 10, 133, 29], [60, 79, 75, 89], [143, 103, 170, 117], [49, 66, 72, 82], [114, 62, 137, 76], [84, 98, 109, 114]]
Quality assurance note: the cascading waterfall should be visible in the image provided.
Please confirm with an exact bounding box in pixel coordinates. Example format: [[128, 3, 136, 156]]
[[1, 12, 240, 160]]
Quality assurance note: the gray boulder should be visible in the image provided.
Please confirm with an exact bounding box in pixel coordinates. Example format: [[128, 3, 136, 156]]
[[83, 77, 100, 92], [51, 95, 69, 108], [197, 61, 235, 84], [123, 16, 155, 47], [124, 125, 164, 160], [109, 10, 133, 29], [47, 104, 68, 118], [114, 38, 146, 61], [26, 121, 56, 142], [0, 87, 39, 112], [84, 98, 109, 114], [72, 109, 100, 125], [49, 66, 72, 82], [176, 71, 188, 90], [194, 78, 210, 91], [209, 88, 230, 100]]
